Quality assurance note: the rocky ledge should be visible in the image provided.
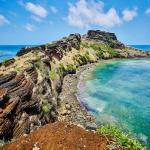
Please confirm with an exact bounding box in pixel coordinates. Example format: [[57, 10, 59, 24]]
[[0, 30, 149, 148]]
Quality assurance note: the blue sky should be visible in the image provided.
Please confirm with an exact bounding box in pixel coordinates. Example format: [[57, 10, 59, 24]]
[[0, 0, 150, 45]]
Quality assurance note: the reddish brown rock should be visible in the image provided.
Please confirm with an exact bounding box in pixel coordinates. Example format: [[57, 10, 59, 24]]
[[3, 58, 15, 67]]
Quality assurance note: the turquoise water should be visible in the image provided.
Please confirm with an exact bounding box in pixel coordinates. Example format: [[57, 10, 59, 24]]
[[77, 59, 150, 147]]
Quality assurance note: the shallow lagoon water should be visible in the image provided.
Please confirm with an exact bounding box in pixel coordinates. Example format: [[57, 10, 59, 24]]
[[77, 59, 150, 146]]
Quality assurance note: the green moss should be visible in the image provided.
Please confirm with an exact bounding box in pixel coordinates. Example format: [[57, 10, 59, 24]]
[[97, 124, 145, 150]]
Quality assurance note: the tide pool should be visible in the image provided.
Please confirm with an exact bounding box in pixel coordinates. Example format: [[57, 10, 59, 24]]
[[77, 59, 150, 147]]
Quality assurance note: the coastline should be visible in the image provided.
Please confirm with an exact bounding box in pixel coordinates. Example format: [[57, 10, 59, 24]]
[[58, 62, 99, 129]]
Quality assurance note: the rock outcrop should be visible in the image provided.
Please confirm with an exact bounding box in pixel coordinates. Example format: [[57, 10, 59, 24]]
[[0, 33, 82, 142], [17, 34, 81, 59], [83, 30, 125, 49]]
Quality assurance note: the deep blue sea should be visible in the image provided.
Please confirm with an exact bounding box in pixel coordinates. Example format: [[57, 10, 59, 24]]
[[0, 45, 34, 62], [130, 45, 150, 51]]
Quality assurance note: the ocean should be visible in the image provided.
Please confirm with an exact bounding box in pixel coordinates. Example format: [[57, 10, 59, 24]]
[[0, 45, 150, 62], [130, 45, 150, 51], [77, 59, 150, 148], [0, 45, 34, 62]]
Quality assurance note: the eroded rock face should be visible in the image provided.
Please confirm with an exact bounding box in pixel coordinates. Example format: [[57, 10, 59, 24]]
[[0, 64, 58, 141], [17, 34, 81, 60], [16, 45, 45, 56], [84, 30, 125, 49]]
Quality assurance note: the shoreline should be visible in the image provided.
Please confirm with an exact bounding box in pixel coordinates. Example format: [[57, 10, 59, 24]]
[[58, 58, 150, 128], [58, 62, 99, 129]]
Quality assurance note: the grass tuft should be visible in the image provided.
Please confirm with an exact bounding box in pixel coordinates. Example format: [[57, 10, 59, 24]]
[[97, 124, 145, 150]]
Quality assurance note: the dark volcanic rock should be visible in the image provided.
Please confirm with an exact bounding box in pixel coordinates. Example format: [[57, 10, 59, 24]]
[[16, 34, 81, 60], [3, 58, 15, 67], [0, 72, 17, 85], [25, 67, 38, 84], [84, 30, 125, 49], [16, 45, 45, 56]]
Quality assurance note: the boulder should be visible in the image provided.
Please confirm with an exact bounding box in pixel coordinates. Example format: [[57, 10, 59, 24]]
[[85, 122, 98, 131]]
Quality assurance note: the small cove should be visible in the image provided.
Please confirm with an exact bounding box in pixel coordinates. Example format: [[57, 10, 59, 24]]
[[77, 59, 150, 147]]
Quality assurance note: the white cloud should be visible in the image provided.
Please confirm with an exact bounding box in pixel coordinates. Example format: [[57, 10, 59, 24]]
[[50, 6, 58, 13], [66, 0, 138, 29], [122, 8, 137, 22], [0, 14, 10, 26], [25, 2, 47, 18], [25, 23, 35, 31], [145, 8, 150, 15], [66, 0, 122, 28]]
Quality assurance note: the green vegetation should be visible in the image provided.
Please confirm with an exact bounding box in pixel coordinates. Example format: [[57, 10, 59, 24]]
[[57, 63, 65, 77], [65, 64, 76, 73], [107, 47, 120, 57], [89, 43, 104, 59], [81, 42, 90, 48], [49, 69, 57, 80], [35, 58, 49, 78], [41, 101, 52, 114], [97, 124, 145, 150], [3, 94, 10, 102], [81, 42, 121, 58], [73, 52, 91, 65]]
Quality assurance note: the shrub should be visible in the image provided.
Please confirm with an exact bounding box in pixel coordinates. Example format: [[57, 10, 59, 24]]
[[66, 64, 76, 73], [57, 63, 65, 77], [97, 124, 145, 150], [3, 95, 10, 102], [89, 43, 104, 59], [41, 101, 51, 114], [108, 48, 120, 57]]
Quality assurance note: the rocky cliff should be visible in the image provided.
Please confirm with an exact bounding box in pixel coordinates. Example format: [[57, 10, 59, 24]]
[[0, 30, 150, 144]]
